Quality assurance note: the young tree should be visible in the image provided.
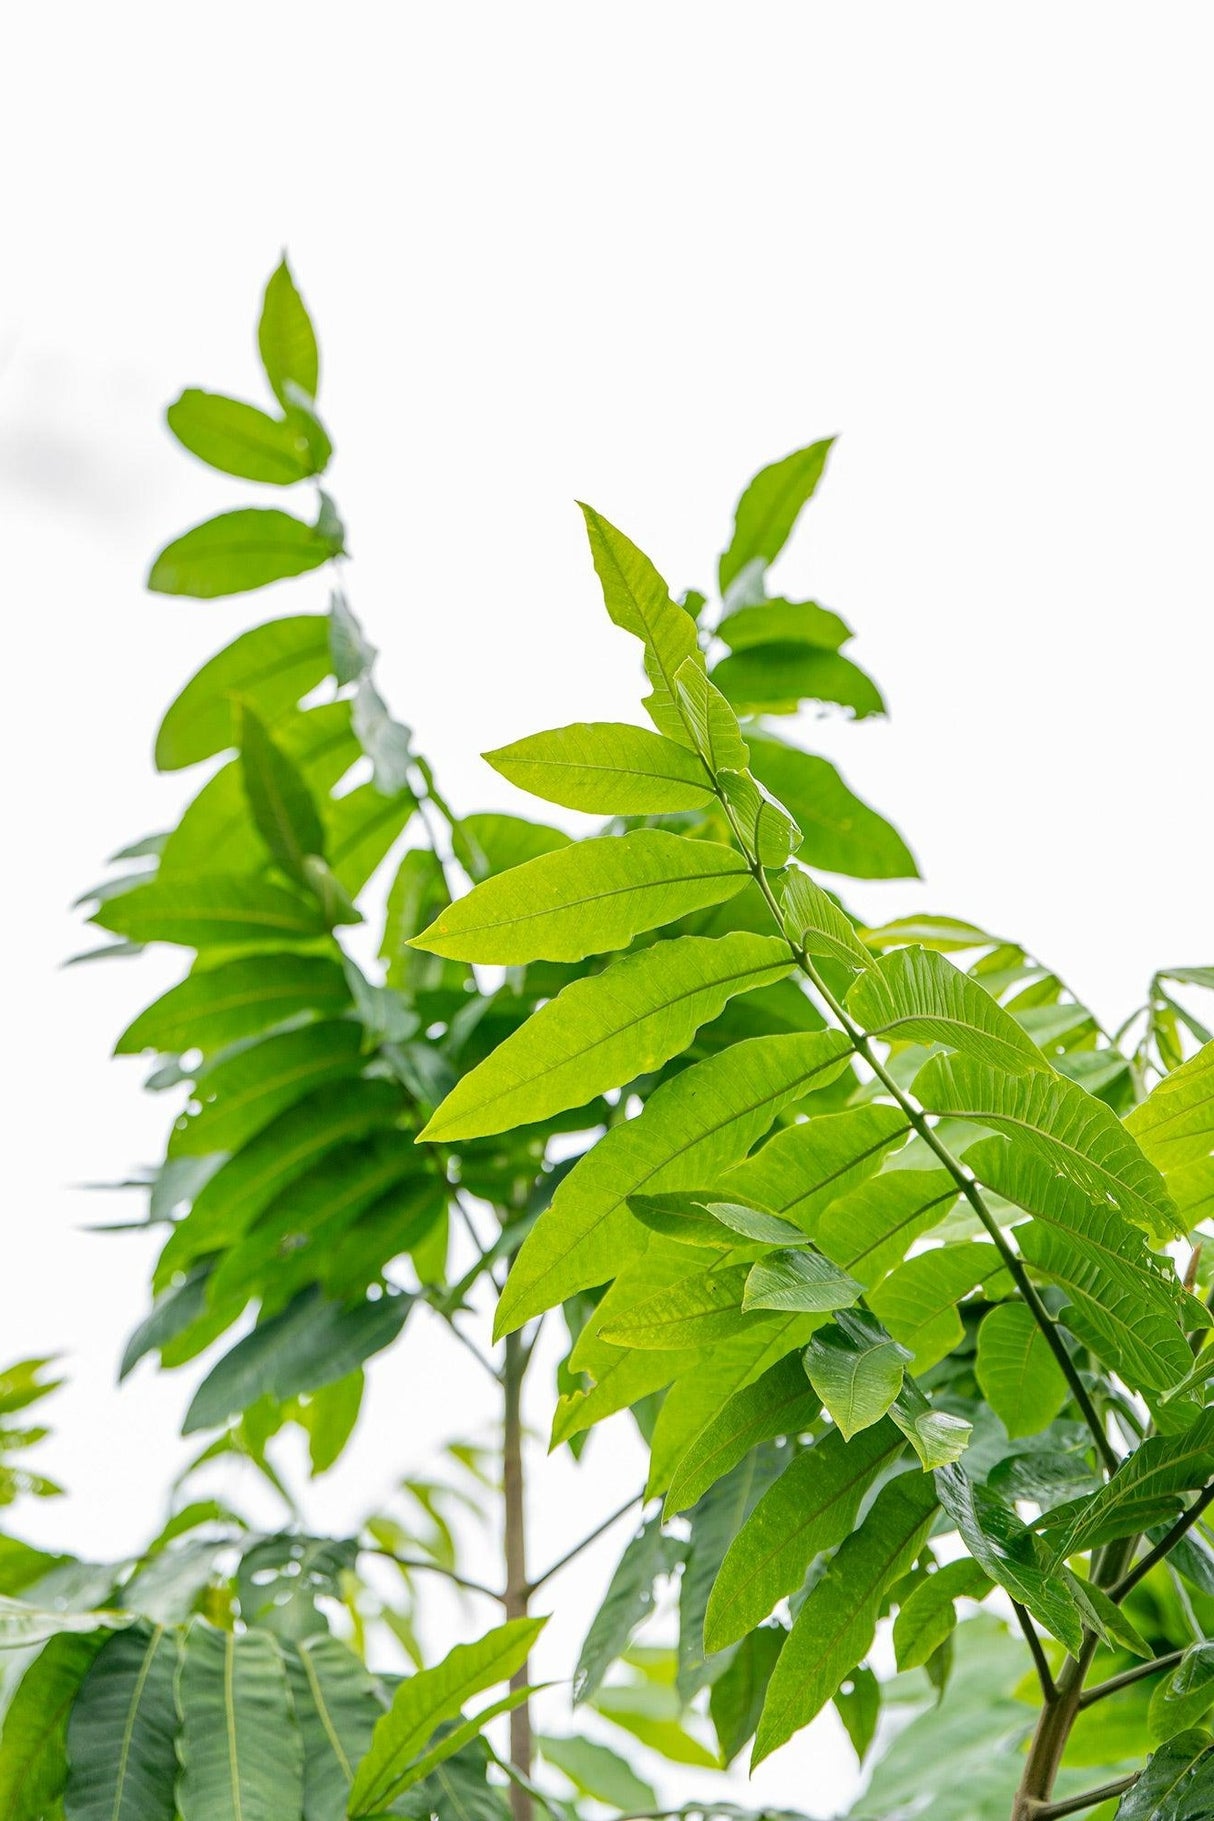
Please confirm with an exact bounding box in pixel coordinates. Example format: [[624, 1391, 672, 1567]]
[[1, 261, 1212, 1821]]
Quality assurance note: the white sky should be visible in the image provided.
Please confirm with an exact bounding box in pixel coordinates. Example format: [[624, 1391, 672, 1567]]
[[3, 4, 1214, 1811]]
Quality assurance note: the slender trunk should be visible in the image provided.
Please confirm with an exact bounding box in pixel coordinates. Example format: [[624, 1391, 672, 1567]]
[[503, 1328, 532, 1821]]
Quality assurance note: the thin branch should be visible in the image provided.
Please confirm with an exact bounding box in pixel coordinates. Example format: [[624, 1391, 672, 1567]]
[[1013, 1601, 1058, 1703], [1027, 1774, 1139, 1819], [527, 1491, 645, 1596], [1078, 1648, 1184, 1709], [366, 1545, 504, 1603], [1111, 1481, 1214, 1602], [451, 1188, 506, 1294]]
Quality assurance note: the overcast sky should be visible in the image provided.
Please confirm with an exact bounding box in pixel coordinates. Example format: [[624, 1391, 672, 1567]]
[[3, 4, 1214, 1810]]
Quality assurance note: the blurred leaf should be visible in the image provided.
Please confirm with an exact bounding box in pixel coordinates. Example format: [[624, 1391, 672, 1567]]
[[259, 257, 319, 406], [166, 388, 323, 484], [149, 506, 342, 599]]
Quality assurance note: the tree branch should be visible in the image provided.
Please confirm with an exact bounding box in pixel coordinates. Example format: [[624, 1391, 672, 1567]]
[[1013, 1601, 1058, 1703], [526, 1491, 645, 1597], [366, 1546, 504, 1603], [1111, 1482, 1214, 1603], [1025, 1774, 1139, 1819], [1078, 1648, 1185, 1709]]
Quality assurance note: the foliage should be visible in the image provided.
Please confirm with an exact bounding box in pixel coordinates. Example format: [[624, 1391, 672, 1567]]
[[2, 258, 1213, 1821]]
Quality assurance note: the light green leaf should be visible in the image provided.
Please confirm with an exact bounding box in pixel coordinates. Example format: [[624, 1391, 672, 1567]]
[[975, 1303, 1069, 1439], [258, 257, 319, 406], [348, 1618, 544, 1816], [704, 1420, 903, 1652], [890, 1380, 973, 1470], [718, 598, 850, 652], [351, 678, 412, 795], [324, 781, 415, 896], [93, 875, 331, 948], [166, 388, 322, 484], [816, 1168, 959, 1288], [664, 1353, 823, 1516], [714, 647, 885, 719], [592, 1681, 718, 1767], [0, 1596, 121, 1651], [537, 1734, 655, 1811], [723, 1105, 909, 1238], [1116, 1732, 1214, 1818], [849, 946, 1047, 1074], [115, 953, 350, 1057], [934, 1464, 1084, 1652], [238, 706, 326, 885], [287, 1635, 382, 1821], [1150, 1645, 1214, 1745], [412, 829, 749, 965], [780, 869, 872, 970], [496, 1030, 851, 1333], [914, 1053, 1178, 1239], [701, 1201, 808, 1246], [64, 1623, 179, 1821], [748, 736, 917, 880], [1043, 1411, 1214, 1561], [599, 1262, 752, 1350], [868, 1241, 1002, 1370], [673, 659, 748, 771], [892, 1559, 992, 1672], [1128, 1040, 1214, 1175], [183, 1287, 411, 1432], [719, 439, 834, 591], [422, 932, 791, 1141], [717, 769, 801, 866], [176, 1621, 302, 1821], [580, 504, 702, 745], [753, 1468, 936, 1764], [743, 1249, 863, 1314], [803, 1312, 910, 1438], [149, 506, 341, 599], [0, 1633, 105, 1821], [154, 615, 334, 771], [1064, 1571, 1153, 1659], [485, 720, 713, 815], [574, 1520, 681, 1705]]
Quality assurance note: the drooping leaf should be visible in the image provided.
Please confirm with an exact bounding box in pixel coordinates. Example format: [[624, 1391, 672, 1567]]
[[484, 720, 714, 815], [412, 830, 750, 965], [780, 868, 873, 970], [934, 1464, 1084, 1652], [679, 1446, 784, 1696], [892, 1559, 992, 1672], [258, 257, 320, 406], [752, 1469, 937, 1765], [0, 1632, 106, 1821], [748, 736, 918, 880], [849, 946, 1047, 1074], [286, 1635, 384, 1821], [351, 678, 413, 795], [975, 1302, 1069, 1439], [803, 1311, 910, 1438], [914, 1053, 1178, 1239], [423, 933, 790, 1141], [719, 438, 834, 591], [93, 874, 332, 947], [816, 1168, 959, 1288], [716, 768, 801, 866], [64, 1622, 179, 1821], [580, 504, 702, 745], [166, 388, 322, 484], [664, 1353, 824, 1515], [537, 1734, 655, 1811], [709, 1626, 784, 1766], [183, 1287, 412, 1433], [348, 1619, 544, 1816], [148, 506, 342, 599], [496, 1030, 851, 1332], [573, 1519, 683, 1705], [176, 1621, 302, 1821], [115, 953, 351, 1056], [714, 646, 885, 719], [743, 1248, 864, 1314], [704, 1420, 903, 1652]]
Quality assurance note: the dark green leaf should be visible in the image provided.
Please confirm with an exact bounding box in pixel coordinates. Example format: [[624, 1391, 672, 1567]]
[[710, 1626, 784, 1765], [934, 1463, 1084, 1652], [64, 1623, 179, 1821], [573, 1518, 683, 1704], [176, 1620, 302, 1821], [286, 1634, 383, 1821], [803, 1313, 909, 1438], [1115, 1731, 1214, 1819], [0, 1632, 106, 1820]]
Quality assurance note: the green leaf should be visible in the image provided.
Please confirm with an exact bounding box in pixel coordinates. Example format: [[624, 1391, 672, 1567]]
[[537, 1734, 655, 1811], [1128, 1040, 1214, 1176], [64, 1623, 179, 1821], [892, 1559, 991, 1672], [348, 1618, 544, 1815], [286, 1636, 383, 1821], [975, 1302, 1069, 1438], [328, 592, 376, 687], [496, 1029, 851, 1332], [155, 616, 333, 771], [149, 506, 342, 599], [239, 706, 326, 884], [168, 1020, 362, 1158], [1116, 1732, 1214, 1818], [176, 1621, 302, 1821], [627, 1192, 743, 1249], [579, 504, 702, 745], [835, 1664, 880, 1765], [849, 946, 1047, 1073], [710, 1627, 784, 1766], [717, 769, 801, 866], [573, 1519, 682, 1704], [673, 659, 749, 771], [704, 1420, 903, 1652], [718, 598, 850, 652], [914, 1053, 1178, 1240], [115, 953, 351, 1056], [1064, 1571, 1153, 1659], [412, 830, 750, 965], [934, 1464, 1084, 1651], [259, 258, 319, 406], [484, 720, 714, 815], [598, 1262, 752, 1350], [665, 1353, 823, 1515], [422, 933, 791, 1141], [753, 1468, 936, 1764], [748, 735, 918, 878], [868, 1241, 1003, 1371], [1044, 1412, 1214, 1560], [723, 1104, 910, 1238], [780, 869, 872, 970], [183, 1287, 411, 1432], [93, 874, 331, 947], [719, 439, 834, 591], [679, 1448, 784, 1697], [803, 1312, 910, 1438], [592, 1681, 717, 1767], [714, 646, 885, 719], [743, 1249, 863, 1314], [1151, 1647, 1214, 1745], [351, 679, 413, 795], [166, 388, 323, 484], [700, 1201, 809, 1246], [0, 1633, 105, 1821], [816, 1168, 959, 1288], [325, 781, 416, 896]]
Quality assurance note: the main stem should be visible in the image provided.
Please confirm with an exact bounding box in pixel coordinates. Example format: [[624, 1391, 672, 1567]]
[[503, 1327, 533, 1821]]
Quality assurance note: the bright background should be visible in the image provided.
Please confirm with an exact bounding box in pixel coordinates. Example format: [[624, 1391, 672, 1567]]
[[3, 4, 1213, 1810]]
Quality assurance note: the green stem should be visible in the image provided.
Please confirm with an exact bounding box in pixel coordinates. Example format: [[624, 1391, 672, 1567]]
[[1078, 1649, 1184, 1709], [1110, 1483, 1214, 1603], [503, 1328, 533, 1821]]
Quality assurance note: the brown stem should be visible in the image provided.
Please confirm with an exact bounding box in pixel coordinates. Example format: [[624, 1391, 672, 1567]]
[[503, 1327, 533, 1821]]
